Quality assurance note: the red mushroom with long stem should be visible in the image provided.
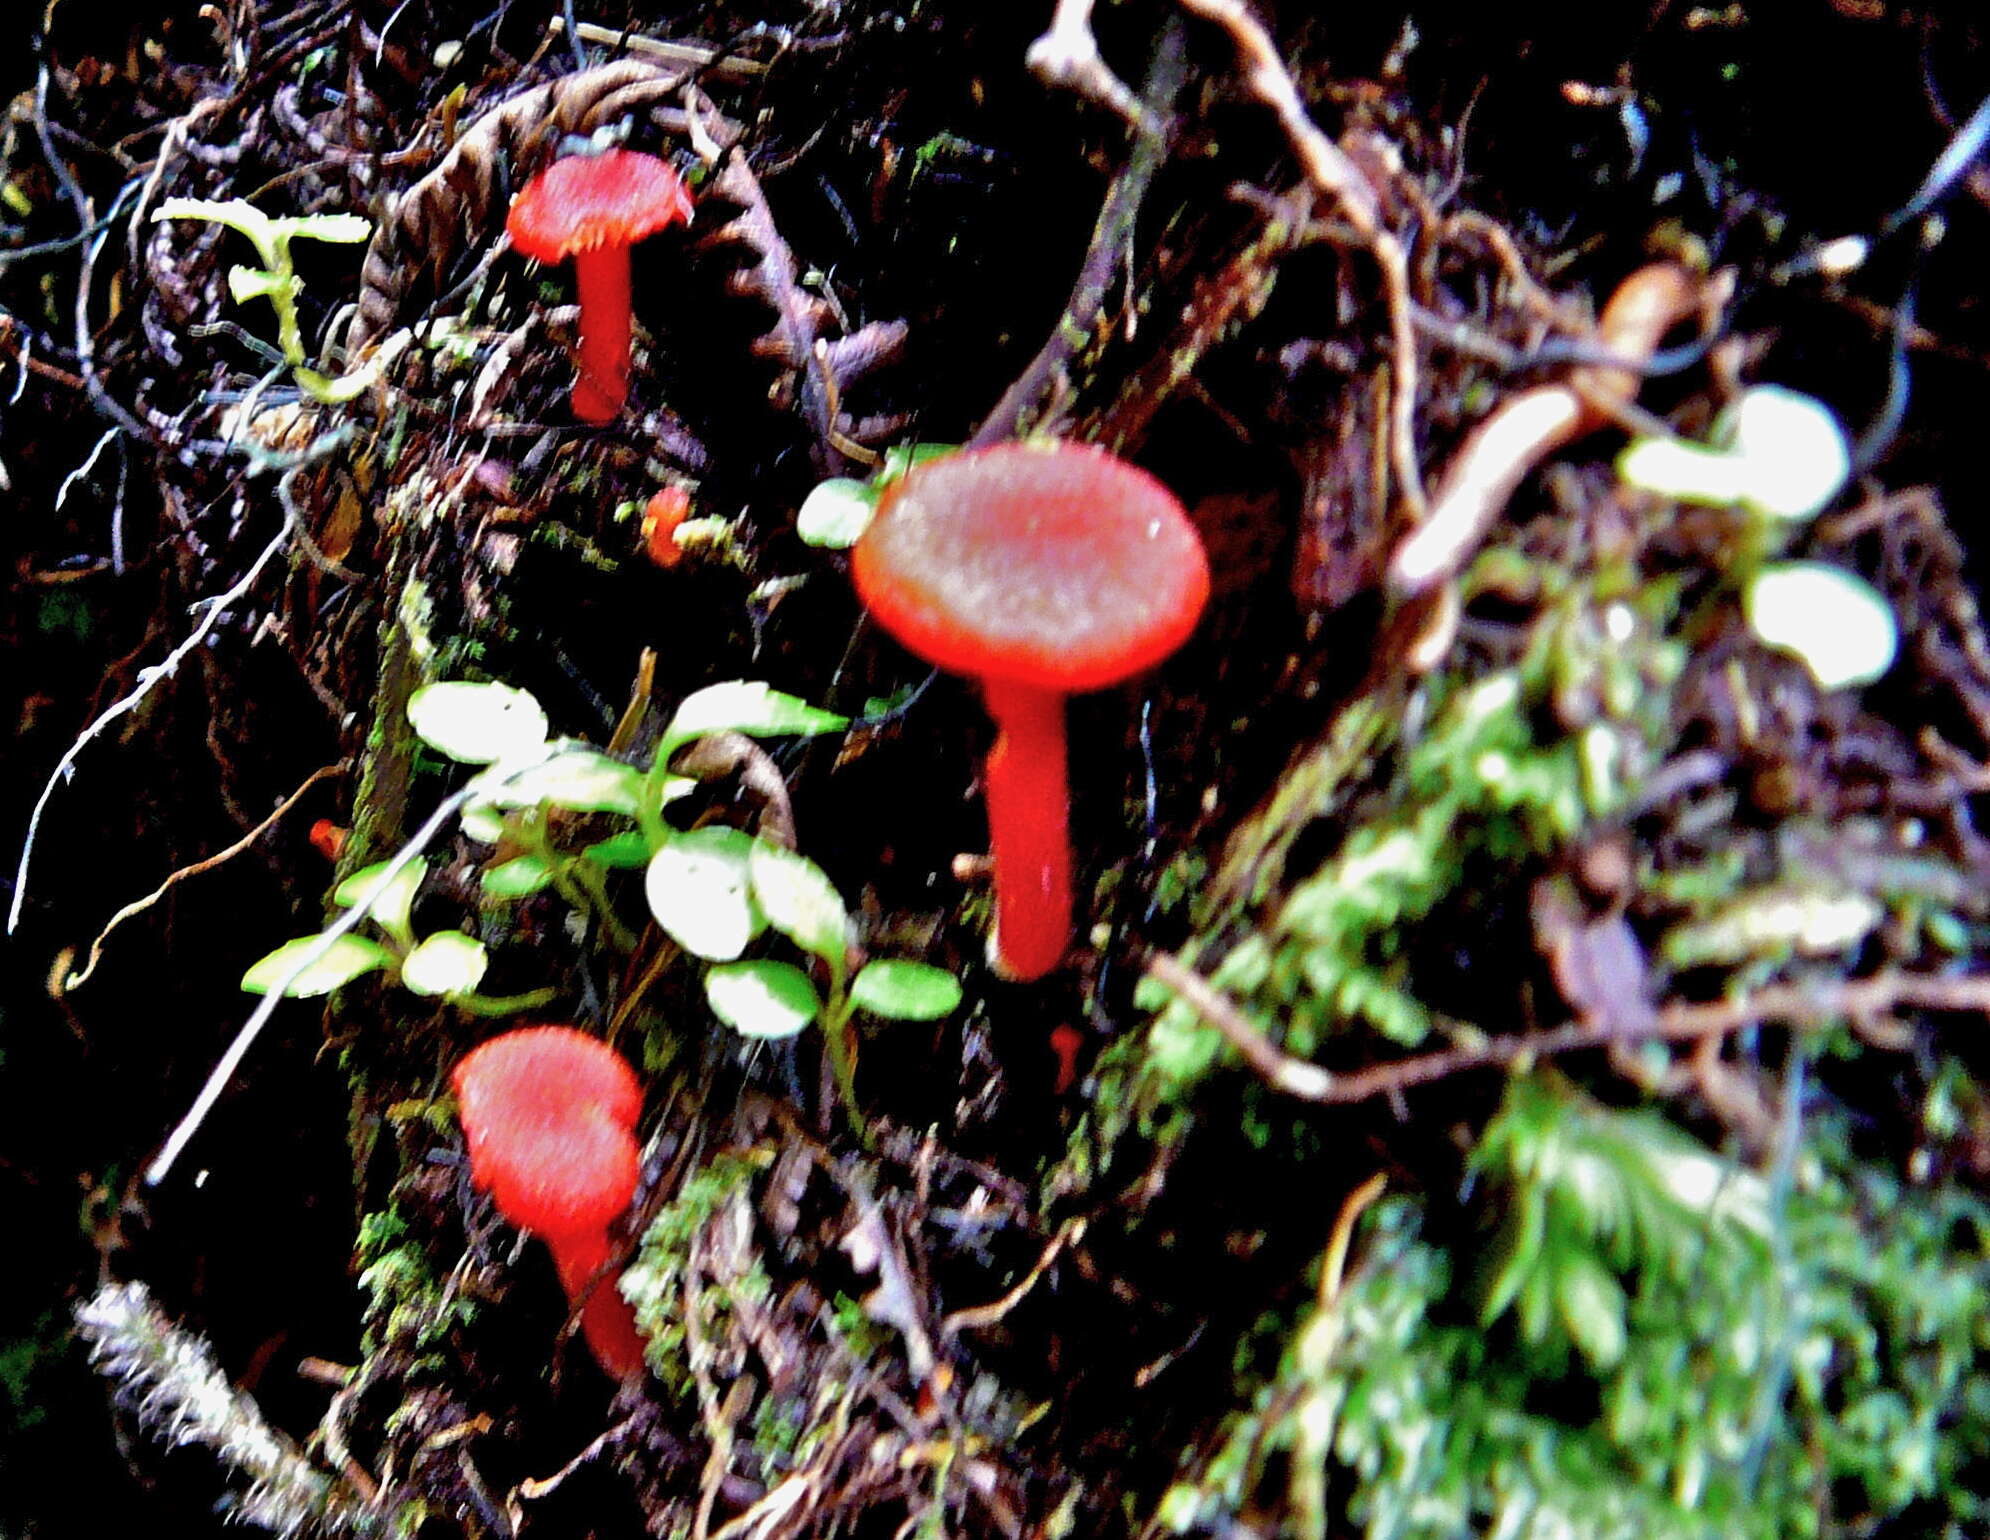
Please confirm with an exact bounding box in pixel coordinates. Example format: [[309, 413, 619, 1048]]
[[452, 1025, 649, 1380], [852, 442, 1209, 981], [506, 150, 693, 425]]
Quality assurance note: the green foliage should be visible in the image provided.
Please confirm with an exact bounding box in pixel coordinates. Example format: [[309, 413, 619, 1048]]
[[1162, 1077, 1990, 1540], [356, 1208, 474, 1358], [151, 197, 375, 401], [1140, 569, 1684, 1095]]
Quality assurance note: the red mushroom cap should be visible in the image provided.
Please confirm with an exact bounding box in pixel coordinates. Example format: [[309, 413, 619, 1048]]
[[505, 149, 693, 262], [852, 442, 1210, 693], [452, 1026, 642, 1238]]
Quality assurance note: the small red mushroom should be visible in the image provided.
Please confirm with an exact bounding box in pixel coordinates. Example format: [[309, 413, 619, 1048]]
[[852, 442, 1209, 980], [452, 1025, 648, 1380], [641, 485, 692, 568], [505, 150, 694, 425]]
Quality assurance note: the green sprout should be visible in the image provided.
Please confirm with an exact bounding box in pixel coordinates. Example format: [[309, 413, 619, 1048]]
[[151, 197, 375, 404], [241, 677, 962, 1135]]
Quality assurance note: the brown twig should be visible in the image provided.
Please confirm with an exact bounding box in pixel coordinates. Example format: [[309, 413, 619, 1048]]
[[1146, 948, 1990, 1105], [1174, 0, 1427, 519], [1387, 262, 1712, 601]]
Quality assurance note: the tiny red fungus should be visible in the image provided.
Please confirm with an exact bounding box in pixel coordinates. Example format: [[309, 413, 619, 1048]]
[[506, 150, 693, 425], [641, 485, 691, 568], [852, 442, 1209, 980], [452, 1025, 648, 1380]]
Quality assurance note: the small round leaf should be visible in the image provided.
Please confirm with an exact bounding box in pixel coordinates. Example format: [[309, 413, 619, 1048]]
[[333, 857, 427, 945], [481, 854, 555, 898], [242, 934, 394, 997], [401, 931, 489, 997], [407, 681, 550, 764], [645, 827, 764, 960], [1745, 561, 1896, 690], [797, 478, 877, 549], [748, 841, 850, 965], [851, 961, 963, 1021], [706, 960, 822, 1039]]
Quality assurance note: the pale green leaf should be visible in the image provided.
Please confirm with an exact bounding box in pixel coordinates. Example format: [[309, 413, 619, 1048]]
[[241, 934, 394, 997], [474, 745, 642, 814], [226, 265, 296, 306], [796, 478, 876, 548], [333, 857, 427, 945], [583, 832, 653, 869], [851, 960, 962, 1020], [1555, 1252, 1628, 1369], [659, 682, 847, 761], [481, 854, 555, 898], [407, 681, 550, 764], [401, 931, 489, 996], [1745, 561, 1897, 690], [705, 960, 822, 1039], [645, 827, 764, 960], [747, 840, 849, 964], [271, 212, 371, 244]]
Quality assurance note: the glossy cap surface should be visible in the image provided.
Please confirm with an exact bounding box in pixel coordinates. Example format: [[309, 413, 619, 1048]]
[[853, 442, 1209, 693], [506, 150, 693, 261]]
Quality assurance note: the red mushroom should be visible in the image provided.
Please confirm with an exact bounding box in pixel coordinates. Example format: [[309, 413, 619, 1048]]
[[852, 442, 1209, 980], [641, 485, 692, 568], [452, 1025, 648, 1380], [505, 150, 694, 425]]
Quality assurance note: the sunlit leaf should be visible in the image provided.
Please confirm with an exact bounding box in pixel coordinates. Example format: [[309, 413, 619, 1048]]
[[705, 960, 821, 1039], [747, 840, 849, 965], [481, 854, 554, 898], [400, 931, 488, 997], [241, 934, 394, 997], [658, 682, 847, 761], [851, 960, 962, 1020], [796, 477, 877, 549], [406, 681, 550, 764], [333, 857, 426, 946], [645, 827, 763, 960]]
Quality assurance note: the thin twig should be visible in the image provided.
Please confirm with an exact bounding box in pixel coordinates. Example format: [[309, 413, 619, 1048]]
[[1146, 949, 1990, 1105], [63, 764, 343, 991], [9, 428, 355, 933], [1174, 0, 1427, 518], [1026, 0, 1159, 135], [970, 20, 1186, 446]]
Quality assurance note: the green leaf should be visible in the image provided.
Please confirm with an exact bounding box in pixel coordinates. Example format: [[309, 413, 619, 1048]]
[[1745, 561, 1897, 690], [460, 803, 508, 843], [796, 477, 877, 548], [705, 960, 822, 1039], [294, 362, 379, 404], [645, 827, 764, 960], [400, 931, 489, 997], [333, 857, 427, 946], [473, 746, 642, 815], [878, 441, 959, 484], [269, 212, 371, 245], [226, 265, 297, 306], [747, 840, 850, 965], [658, 682, 848, 761], [1554, 1252, 1628, 1369], [406, 681, 550, 764], [583, 831, 653, 869], [241, 934, 394, 997], [481, 854, 555, 898], [850, 960, 962, 1020]]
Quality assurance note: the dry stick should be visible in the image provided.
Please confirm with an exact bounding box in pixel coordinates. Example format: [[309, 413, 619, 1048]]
[[1175, 0, 1427, 520], [1387, 262, 1708, 600], [968, 20, 1187, 448], [1147, 949, 1990, 1106], [1027, 0, 1159, 135], [63, 763, 344, 990]]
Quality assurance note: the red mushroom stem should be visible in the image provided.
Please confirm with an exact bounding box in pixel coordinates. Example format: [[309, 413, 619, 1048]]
[[547, 1228, 649, 1383], [569, 245, 634, 426], [980, 678, 1073, 980]]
